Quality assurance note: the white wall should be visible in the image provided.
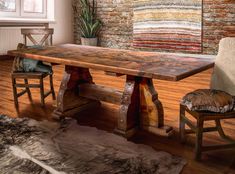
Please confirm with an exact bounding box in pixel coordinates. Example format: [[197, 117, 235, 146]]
[[51, 0, 74, 45], [0, 0, 74, 54]]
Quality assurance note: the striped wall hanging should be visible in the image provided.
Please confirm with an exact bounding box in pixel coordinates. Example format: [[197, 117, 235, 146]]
[[133, 0, 202, 53]]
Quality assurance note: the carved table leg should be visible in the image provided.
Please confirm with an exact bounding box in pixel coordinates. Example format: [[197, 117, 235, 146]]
[[139, 78, 173, 137], [115, 76, 140, 138], [52, 66, 100, 120], [115, 76, 173, 137]]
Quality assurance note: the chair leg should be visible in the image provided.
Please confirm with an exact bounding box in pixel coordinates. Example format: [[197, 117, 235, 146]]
[[215, 119, 234, 142], [12, 76, 18, 107], [216, 119, 227, 139], [24, 79, 32, 101], [195, 118, 204, 160], [49, 74, 56, 100], [180, 104, 186, 143], [40, 78, 45, 106]]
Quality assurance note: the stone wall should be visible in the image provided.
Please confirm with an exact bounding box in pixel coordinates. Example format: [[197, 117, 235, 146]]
[[73, 0, 133, 49], [73, 0, 235, 54], [203, 0, 235, 54]]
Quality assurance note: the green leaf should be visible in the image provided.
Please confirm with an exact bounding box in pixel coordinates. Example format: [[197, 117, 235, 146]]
[[76, 0, 102, 38]]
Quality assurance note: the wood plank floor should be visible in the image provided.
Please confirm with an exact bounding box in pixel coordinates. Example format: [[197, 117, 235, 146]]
[[1, 59, 235, 174]]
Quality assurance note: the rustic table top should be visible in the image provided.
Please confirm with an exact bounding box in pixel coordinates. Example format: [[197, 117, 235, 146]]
[[8, 44, 214, 81]]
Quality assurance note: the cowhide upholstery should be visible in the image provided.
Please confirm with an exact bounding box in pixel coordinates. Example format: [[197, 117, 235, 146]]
[[182, 37, 235, 113], [181, 89, 235, 113]]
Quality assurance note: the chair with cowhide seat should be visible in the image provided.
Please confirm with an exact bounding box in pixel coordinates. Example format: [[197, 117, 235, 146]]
[[11, 28, 56, 107], [180, 37, 235, 160]]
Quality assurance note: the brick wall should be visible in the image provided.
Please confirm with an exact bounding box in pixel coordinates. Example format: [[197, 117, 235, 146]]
[[73, 0, 235, 54], [203, 0, 235, 54]]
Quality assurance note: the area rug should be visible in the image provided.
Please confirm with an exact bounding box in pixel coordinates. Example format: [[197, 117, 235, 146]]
[[133, 0, 202, 53], [0, 115, 186, 174]]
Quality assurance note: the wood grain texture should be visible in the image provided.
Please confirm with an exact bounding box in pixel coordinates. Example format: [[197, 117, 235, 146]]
[[52, 66, 100, 119], [1, 60, 235, 173], [115, 76, 140, 137], [8, 45, 213, 137], [8, 44, 214, 81], [140, 78, 164, 127], [140, 78, 173, 136], [79, 83, 123, 105], [55, 66, 173, 137]]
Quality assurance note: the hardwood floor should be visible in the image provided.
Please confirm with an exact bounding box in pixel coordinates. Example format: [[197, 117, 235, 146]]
[[1, 59, 235, 174]]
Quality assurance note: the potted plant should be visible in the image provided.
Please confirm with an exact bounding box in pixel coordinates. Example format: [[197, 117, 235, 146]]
[[73, 0, 102, 46]]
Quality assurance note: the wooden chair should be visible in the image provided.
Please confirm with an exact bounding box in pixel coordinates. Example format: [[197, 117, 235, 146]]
[[11, 28, 56, 107], [21, 28, 53, 46], [180, 37, 235, 160]]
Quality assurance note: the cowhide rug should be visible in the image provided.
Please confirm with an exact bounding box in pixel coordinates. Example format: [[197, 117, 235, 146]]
[[0, 115, 186, 174]]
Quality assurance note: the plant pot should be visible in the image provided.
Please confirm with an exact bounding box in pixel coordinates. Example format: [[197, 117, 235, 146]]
[[81, 37, 98, 46]]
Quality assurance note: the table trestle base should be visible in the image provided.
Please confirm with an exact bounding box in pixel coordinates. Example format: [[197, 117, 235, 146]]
[[53, 66, 173, 137]]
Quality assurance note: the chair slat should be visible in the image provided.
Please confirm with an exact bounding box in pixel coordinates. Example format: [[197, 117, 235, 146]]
[[21, 28, 54, 35], [26, 34, 39, 45], [39, 34, 50, 46]]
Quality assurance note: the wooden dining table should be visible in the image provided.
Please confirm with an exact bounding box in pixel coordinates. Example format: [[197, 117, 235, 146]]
[[8, 44, 214, 138]]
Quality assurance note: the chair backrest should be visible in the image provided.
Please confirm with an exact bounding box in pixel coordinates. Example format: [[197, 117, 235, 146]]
[[211, 37, 235, 95], [21, 28, 54, 46]]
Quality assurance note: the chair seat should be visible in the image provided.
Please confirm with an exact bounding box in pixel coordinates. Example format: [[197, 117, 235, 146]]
[[182, 104, 235, 120], [12, 71, 49, 79], [181, 89, 235, 113]]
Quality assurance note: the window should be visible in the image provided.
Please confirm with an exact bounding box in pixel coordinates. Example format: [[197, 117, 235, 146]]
[[0, 0, 54, 20], [0, 0, 16, 12]]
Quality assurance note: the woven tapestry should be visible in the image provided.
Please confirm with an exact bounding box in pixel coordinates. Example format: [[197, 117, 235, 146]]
[[133, 0, 202, 53]]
